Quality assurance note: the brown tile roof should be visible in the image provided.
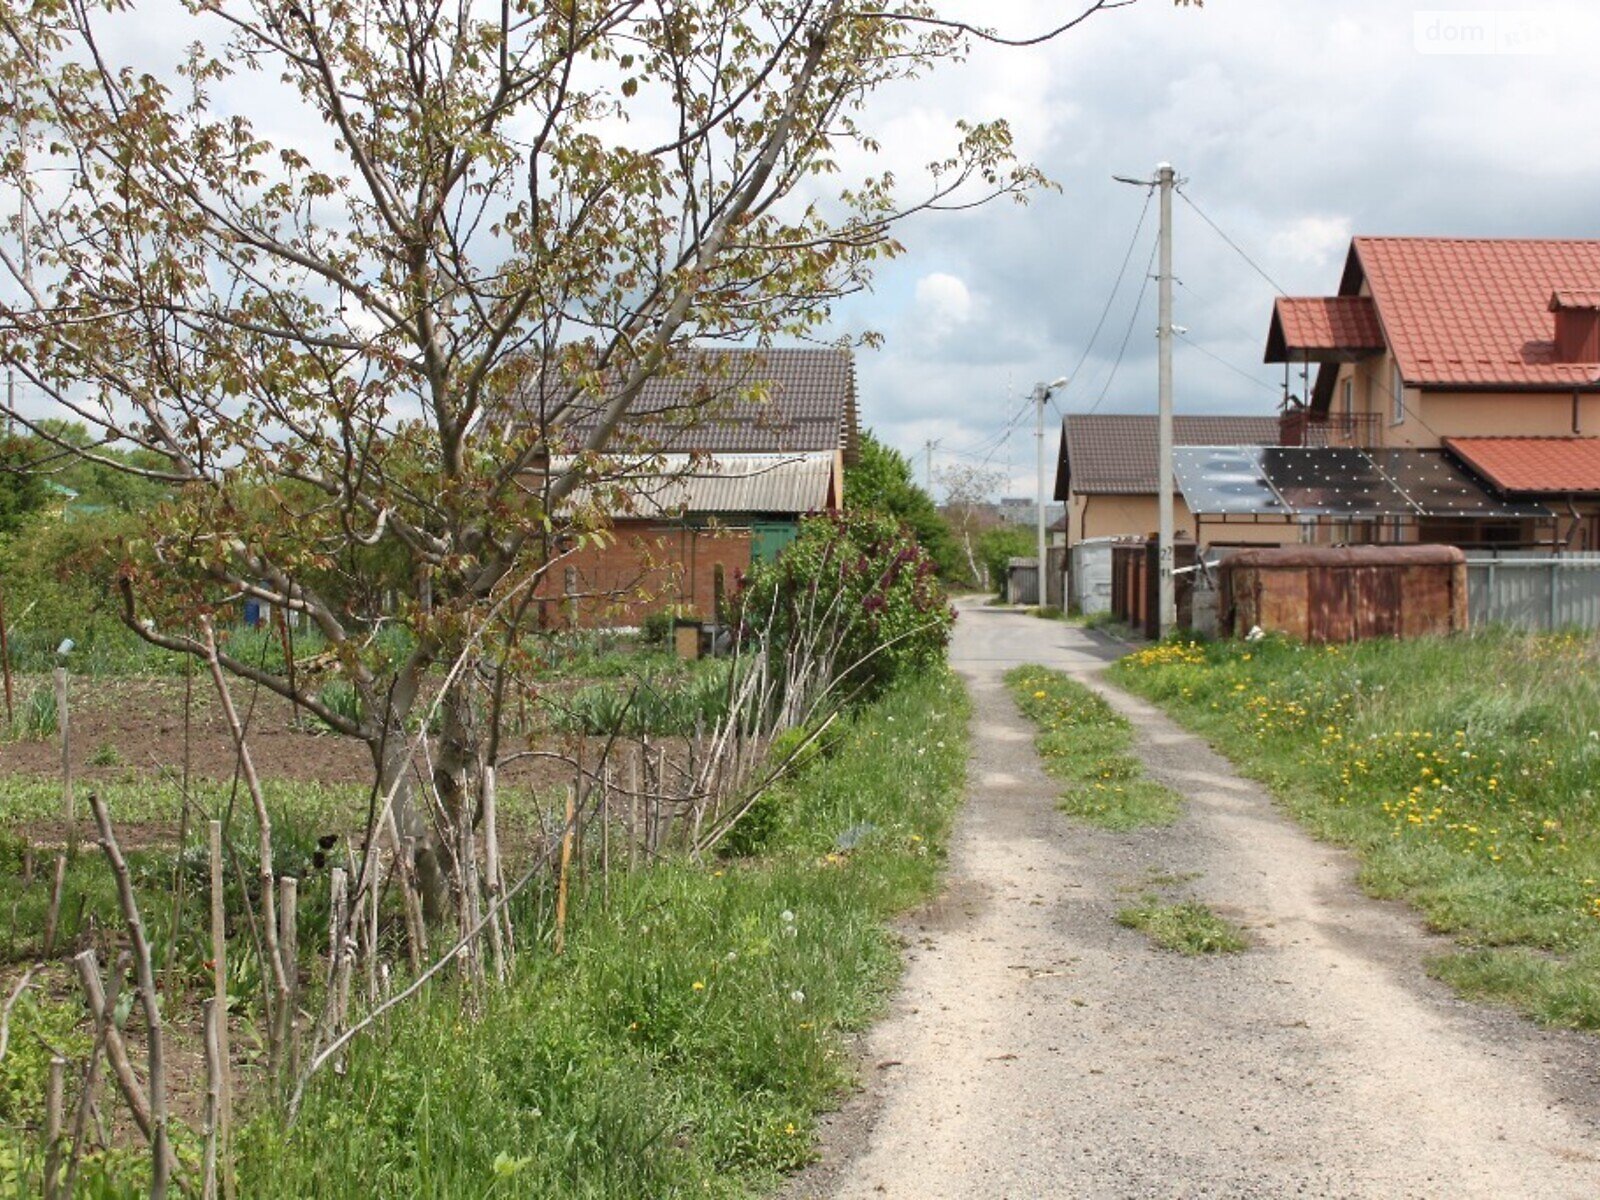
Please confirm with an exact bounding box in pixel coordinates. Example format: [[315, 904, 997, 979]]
[[1265, 297, 1384, 362], [1444, 437, 1600, 495], [1350, 237, 1600, 389], [1056, 413, 1282, 498], [555, 347, 859, 460]]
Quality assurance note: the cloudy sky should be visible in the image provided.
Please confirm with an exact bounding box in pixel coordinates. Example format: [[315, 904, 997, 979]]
[[824, 1, 1600, 499]]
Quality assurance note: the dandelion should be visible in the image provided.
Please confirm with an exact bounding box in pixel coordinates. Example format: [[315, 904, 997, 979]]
[[692, 981, 705, 991]]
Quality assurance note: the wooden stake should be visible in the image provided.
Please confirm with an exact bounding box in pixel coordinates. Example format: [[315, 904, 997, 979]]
[[365, 864, 379, 1006], [481, 766, 507, 980], [201, 624, 288, 1071], [74, 950, 160, 1149], [0, 579, 13, 726], [89, 793, 171, 1199], [43, 1055, 64, 1200], [279, 877, 299, 1084], [600, 764, 611, 908], [55, 666, 73, 855], [42, 852, 66, 958], [628, 747, 641, 872], [330, 867, 350, 1036], [554, 786, 575, 956], [208, 821, 232, 1189], [201, 998, 221, 1200]]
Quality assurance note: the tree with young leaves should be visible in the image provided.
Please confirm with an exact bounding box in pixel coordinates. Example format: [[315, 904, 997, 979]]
[[0, 0, 1190, 918], [844, 430, 959, 577]]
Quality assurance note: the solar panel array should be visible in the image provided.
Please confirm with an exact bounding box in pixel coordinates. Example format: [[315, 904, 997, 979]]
[[1172, 447, 1554, 520]]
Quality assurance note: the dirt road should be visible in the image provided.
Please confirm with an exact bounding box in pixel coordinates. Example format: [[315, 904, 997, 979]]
[[786, 603, 1600, 1199]]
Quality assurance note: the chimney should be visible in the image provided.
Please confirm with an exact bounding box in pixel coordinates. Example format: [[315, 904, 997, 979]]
[[1550, 291, 1600, 363]]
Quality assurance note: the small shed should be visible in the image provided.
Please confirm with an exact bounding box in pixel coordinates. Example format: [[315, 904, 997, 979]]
[[1220, 545, 1468, 643]]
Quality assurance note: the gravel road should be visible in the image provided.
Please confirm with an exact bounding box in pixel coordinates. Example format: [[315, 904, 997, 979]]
[[783, 602, 1600, 1199]]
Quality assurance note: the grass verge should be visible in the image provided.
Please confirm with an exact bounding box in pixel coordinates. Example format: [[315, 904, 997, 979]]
[[1005, 665, 1181, 830], [1110, 629, 1600, 1028], [1118, 898, 1248, 955], [234, 668, 970, 1198]]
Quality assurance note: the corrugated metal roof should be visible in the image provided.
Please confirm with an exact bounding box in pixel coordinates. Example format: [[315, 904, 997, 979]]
[[562, 453, 834, 517], [1056, 414, 1282, 498]]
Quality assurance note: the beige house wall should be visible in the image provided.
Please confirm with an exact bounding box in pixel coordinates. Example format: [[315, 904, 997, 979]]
[[1323, 354, 1600, 449], [1069, 492, 1299, 550]]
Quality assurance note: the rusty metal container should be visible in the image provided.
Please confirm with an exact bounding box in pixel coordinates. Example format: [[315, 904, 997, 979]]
[[1220, 545, 1468, 643]]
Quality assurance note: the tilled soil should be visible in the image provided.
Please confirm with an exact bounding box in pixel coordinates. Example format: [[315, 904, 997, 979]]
[[786, 604, 1600, 1200]]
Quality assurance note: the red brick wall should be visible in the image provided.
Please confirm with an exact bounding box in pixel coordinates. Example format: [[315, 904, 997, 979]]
[[536, 520, 753, 628]]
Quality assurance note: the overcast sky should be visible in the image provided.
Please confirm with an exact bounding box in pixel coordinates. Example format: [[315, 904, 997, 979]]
[[826, 1, 1600, 499]]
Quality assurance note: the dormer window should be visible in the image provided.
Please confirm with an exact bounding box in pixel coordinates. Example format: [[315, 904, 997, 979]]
[[1550, 291, 1600, 363]]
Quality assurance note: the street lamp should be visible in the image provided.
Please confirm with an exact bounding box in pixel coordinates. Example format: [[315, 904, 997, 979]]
[[1034, 376, 1068, 607]]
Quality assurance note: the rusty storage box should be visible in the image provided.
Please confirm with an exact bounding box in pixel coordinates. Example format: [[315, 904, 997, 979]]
[[1220, 545, 1468, 643]]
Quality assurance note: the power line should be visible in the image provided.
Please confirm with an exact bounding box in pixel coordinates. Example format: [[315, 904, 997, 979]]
[[1174, 330, 1280, 395], [1175, 187, 1289, 297], [1088, 230, 1161, 412], [1053, 188, 1155, 418]]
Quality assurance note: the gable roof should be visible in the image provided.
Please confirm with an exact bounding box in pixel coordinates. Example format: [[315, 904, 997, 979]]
[[1054, 413, 1282, 499], [1347, 237, 1600, 390], [555, 347, 859, 461], [1265, 296, 1384, 362], [1444, 437, 1600, 495]]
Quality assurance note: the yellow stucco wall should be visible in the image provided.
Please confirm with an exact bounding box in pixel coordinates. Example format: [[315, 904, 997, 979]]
[[1069, 492, 1299, 550]]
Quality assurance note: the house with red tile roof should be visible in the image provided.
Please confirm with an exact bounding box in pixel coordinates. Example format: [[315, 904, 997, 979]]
[[1266, 237, 1600, 550]]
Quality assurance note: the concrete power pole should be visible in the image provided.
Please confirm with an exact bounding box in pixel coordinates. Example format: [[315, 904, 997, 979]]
[[1156, 162, 1177, 637]]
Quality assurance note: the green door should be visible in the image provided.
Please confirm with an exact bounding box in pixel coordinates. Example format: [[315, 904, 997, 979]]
[[751, 520, 798, 564]]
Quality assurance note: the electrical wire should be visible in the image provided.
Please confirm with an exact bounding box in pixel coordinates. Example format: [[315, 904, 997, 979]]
[[1088, 231, 1161, 412], [1174, 330, 1281, 395], [1175, 187, 1289, 297], [1052, 187, 1155, 418]]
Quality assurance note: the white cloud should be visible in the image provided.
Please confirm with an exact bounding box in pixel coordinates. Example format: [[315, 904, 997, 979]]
[[913, 272, 975, 330]]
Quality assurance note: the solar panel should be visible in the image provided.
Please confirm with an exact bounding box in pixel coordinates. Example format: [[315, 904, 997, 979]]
[[1260, 447, 1416, 517], [1367, 450, 1553, 520], [1171, 446, 1287, 515]]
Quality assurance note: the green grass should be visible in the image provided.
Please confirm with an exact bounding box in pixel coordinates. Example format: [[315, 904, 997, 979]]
[[1005, 665, 1181, 830], [233, 668, 971, 1199], [1118, 897, 1248, 955], [1110, 628, 1600, 1027]]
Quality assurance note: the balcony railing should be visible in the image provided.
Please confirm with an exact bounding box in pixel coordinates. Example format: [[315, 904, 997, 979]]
[[1279, 409, 1381, 449]]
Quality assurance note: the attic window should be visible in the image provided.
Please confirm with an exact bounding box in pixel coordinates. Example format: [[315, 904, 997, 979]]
[[1550, 291, 1600, 364]]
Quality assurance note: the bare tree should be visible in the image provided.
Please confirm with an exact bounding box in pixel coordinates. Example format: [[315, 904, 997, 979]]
[[935, 461, 1006, 587], [0, 0, 1170, 915]]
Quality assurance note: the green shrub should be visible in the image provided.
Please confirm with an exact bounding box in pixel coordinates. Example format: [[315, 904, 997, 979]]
[[640, 609, 674, 646], [734, 509, 953, 704]]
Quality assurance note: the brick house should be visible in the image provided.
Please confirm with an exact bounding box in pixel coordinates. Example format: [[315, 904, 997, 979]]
[[1266, 237, 1600, 549], [533, 347, 859, 627]]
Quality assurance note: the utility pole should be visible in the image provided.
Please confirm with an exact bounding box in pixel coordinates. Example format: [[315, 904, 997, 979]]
[[1156, 162, 1177, 637], [1033, 377, 1067, 608], [1114, 162, 1180, 637], [925, 439, 935, 492]]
